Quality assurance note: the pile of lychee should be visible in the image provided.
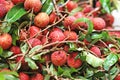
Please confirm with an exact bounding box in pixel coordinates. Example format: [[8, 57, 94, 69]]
[[0, 0, 120, 80]]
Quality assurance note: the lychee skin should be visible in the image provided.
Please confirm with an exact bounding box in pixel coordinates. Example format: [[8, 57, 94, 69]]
[[49, 29, 65, 42], [63, 16, 76, 30], [34, 12, 50, 28], [3, 0, 14, 12], [19, 29, 28, 41], [0, 4, 7, 18], [67, 52, 82, 68], [92, 17, 106, 30], [64, 31, 78, 41], [49, 12, 57, 24], [12, 0, 25, 4], [82, 5, 93, 13], [90, 46, 101, 57], [114, 74, 120, 80], [28, 38, 42, 47], [31, 73, 44, 80], [66, 1, 78, 12], [102, 14, 114, 26], [10, 46, 21, 55], [28, 26, 42, 39], [24, 0, 42, 13], [74, 12, 85, 18], [0, 33, 12, 49], [51, 50, 67, 66], [19, 72, 30, 80]]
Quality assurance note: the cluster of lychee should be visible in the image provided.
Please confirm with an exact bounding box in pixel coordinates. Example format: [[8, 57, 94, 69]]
[[0, 0, 120, 80]]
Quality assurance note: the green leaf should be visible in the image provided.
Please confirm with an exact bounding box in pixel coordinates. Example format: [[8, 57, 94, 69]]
[[113, 0, 120, 12], [100, 0, 111, 13], [41, 0, 47, 4], [0, 74, 5, 80], [75, 18, 93, 34], [0, 71, 18, 77], [0, 47, 3, 55], [44, 75, 50, 80], [50, 64, 57, 76], [69, 7, 82, 16], [68, 43, 77, 51], [1, 51, 13, 58], [4, 75, 19, 80], [29, 45, 42, 54], [25, 58, 38, 70], [1, 3, 27, 32], [103, 53, 118, 71], [93, 71, 105, 78], [86, 53, 104, 67], [91, 33, 103, 39], [57, 66, 64, 75], [20, 43, 28, 54], [0, 63, 8, 69], [41, 0, 54, 14]]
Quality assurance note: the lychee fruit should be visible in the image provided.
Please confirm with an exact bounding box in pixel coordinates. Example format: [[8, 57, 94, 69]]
[[19, 29, 28, 41], [0, 4, 7, 18], [66, 1, 78, 12], [28, 38, 42, 47], [34, 12, 50, 28], [24, 0, 42, 13], [31, 73, 44, 80], [51, 50, 67, 66], [63, 16, 76, 30], [10, 46, 21, 55], [3, 0, 14, 12], [92, 17, 106, 30], [90, 46, 101, 57], [12, 0, 25, 4], [67, 52, 82, 68], [28, 26, 42, 39], [0, 33, 12, 49], [64, 30, 78, 41], [49, 29, 65, 42], [19, 72, 30, 80], [114, 74, 120, 80], [49, 12, 57, 24]]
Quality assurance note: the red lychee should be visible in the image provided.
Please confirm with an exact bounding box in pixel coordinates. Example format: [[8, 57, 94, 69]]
[[74, 12, 85, 18], [31, 73, 44, 80], [90, 46, 101, 57], [49, 12, 57, 24], [92, 17, 106, 30], [10, 46, 21, 55], [28, 38, 42, 47], [19, 72, 30, 80], [49, 29, 65, 42], [3, 0, 14, 12], [102, 14, 114, 26], [63, 16, 76, 30], [19, 29, 28, 41], [66, 1, 78, 12], [24, 0, 42, 13], [12, 0, 25, 4], [82, 5, 93, 13], [51, 50, 67, 66], [28, 26, 42, 39], [0, 33, 12, 49], [114, 74, 120, 80], [96, 1, 101, 7], [0, 4, 7, 18], [34, 12, 50, 28], [67, 52, 82, 68], [64, 30, 78, 41]]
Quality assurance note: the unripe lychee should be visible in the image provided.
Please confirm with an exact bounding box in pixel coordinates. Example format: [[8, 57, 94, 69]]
[[64, 30, 78, 41], [28, 38, 42, 47], [67, 52, 82, 68], [24, 0, 42, 13], [92, 17, 106, 30], [0, 4, 7, 18], [51, 50, 67, 66], [49, 29, 65, 42], [34, 12, 50, 28], [12, 0, 25, 4], [90, 46, 101, 57], [66, 1, 78, 12], [63, 16, 76, 30]]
